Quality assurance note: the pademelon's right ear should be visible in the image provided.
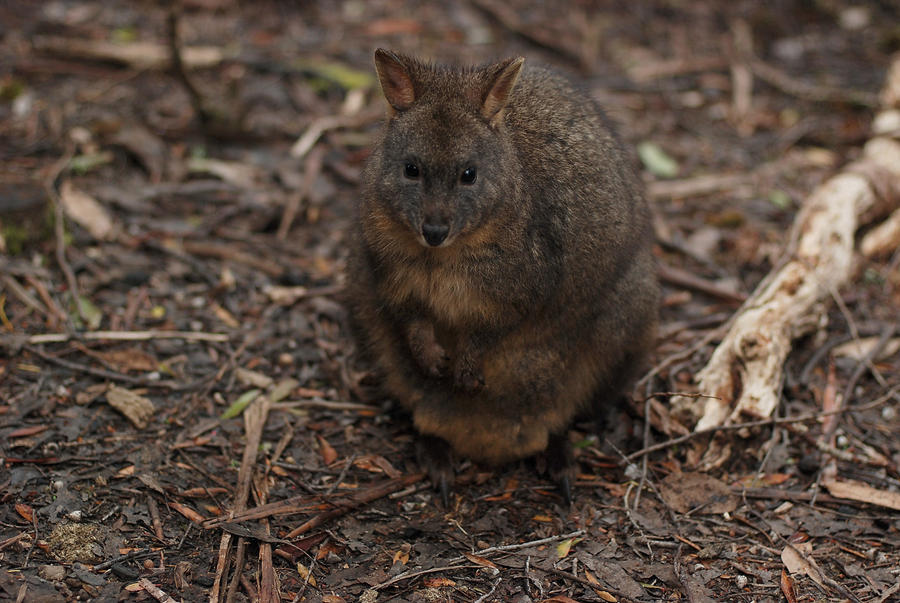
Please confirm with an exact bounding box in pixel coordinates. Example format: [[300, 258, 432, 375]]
[[374, 49, 416, 112]]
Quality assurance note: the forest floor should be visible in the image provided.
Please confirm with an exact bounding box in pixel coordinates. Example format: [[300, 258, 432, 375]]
[[2, 1, 900, 601]]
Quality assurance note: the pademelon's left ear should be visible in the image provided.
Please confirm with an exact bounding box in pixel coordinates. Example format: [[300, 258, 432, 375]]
[[373, 48, 417, 112], [481, 57, 525, 124]]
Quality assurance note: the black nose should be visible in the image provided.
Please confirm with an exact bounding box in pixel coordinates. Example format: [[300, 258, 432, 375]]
[[422, 223, 449, 246]]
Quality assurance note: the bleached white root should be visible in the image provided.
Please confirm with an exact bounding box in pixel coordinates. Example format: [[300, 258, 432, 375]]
[[671, 56, 900, 434]]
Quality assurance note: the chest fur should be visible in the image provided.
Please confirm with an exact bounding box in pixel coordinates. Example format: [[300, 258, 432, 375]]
[[381, 258, 498, 327]]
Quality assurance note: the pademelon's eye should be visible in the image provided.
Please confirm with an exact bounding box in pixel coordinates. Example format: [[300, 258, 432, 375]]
[[460, 167, 477, 184], [404, 163, 420, 179]]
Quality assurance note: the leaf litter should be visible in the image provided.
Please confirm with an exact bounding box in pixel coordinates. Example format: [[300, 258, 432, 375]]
[[1, 1, 899, 601]]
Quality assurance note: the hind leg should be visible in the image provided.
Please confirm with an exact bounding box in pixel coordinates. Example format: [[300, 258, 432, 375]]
[[416, 434, 455, 507], [539, 431, 576, 505]]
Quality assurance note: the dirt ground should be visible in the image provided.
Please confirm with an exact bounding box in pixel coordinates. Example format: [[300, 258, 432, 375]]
[[2, 1, 900, 601]]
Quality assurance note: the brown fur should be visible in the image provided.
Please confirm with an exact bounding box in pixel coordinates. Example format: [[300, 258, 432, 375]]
[[345, 49, 659, 486]]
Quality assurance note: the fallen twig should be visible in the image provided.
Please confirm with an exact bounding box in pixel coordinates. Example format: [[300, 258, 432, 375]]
[[181, 240, 284, 278], [657, 263, 747, 304], [271, 399, 379, 412], [166, 8, 210, 125], [23, 275, 67, 328], [203, 473, 425, 532], [33, 35, 224, 71], [284, 473, 425, 538], [211, 393, 273, 603], [1, 275, 50, 321], [626, 387, 898, 462], [44, 145, 82, 327], [17, 330, 229, 345], [139, 578, 179, 603], [21, 344, 176, 387], [750, 59, 879, 107], [289, 109, 380, 159], [372, 564, 477, 592], [278, 145, 324, 239], [540, 566, 655, 603], [449, 530, 586, 560], [372, 530, 589, 592]]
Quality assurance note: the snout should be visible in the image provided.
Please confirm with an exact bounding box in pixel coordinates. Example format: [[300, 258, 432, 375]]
[[422, 222, 449, 247]]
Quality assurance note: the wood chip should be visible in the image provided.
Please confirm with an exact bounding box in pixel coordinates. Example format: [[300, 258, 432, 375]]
[[106, 386, 155, 429]]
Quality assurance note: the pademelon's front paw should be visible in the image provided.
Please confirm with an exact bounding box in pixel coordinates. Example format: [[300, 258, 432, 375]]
[[416, 434, 455, 507], [416, 342, 450, 379], [452, 354, 485, 392], [407, 320, 450, 378]]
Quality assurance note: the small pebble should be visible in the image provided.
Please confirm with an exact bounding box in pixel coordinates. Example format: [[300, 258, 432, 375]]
[[839, 6, 870, 30], [39, 565, 66, 581]]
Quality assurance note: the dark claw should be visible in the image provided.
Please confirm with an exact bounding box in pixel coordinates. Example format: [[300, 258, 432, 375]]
[[438, 473, 451, 508], [556, 472, 573, 506], [416, 435, 455, 506], [544, 432, 576, 505]]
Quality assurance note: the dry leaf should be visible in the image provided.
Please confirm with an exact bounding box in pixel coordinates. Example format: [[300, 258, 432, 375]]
[[658, 471, 738, 514], [354, 455, 401, 478], [317, 434, 338, 465], [317, 541, 343, 561], [187, 157, 262, 189], [173, 561, 193, 590], [464, 552, 498, 571], [584, 569, 617, 601], [138, 473, 166, 494], [95, 347, 158, 373], [211, 302, 240, 328], [60, 181, 114, 240], [556, 537, 582, 558], [392, 550, 409, 565], [9, 425, 50, 438], [780, 568, 798, 603], [296, 561, 318, 586], [423, 577, 455, 588], [735, 473, 791, 488], [15, 503, 34, 522], [354, 456, 384, 474], [264, 285, 309, 306], [106, 385, 154, 429], [821, 477, 900, 511], [484, 477, 518, 501], [234, 367, 273, 388], [781, 541, 824, 587], [364, 18, 423, 36]]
